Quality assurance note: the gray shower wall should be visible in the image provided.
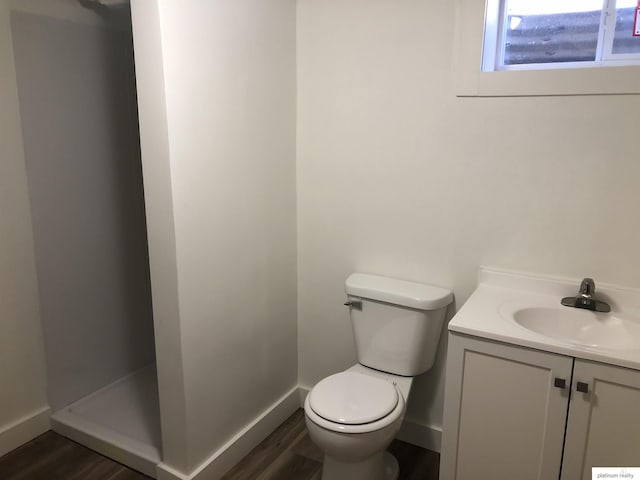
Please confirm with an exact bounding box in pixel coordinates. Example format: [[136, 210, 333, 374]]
[[11, 11, 155, 411]]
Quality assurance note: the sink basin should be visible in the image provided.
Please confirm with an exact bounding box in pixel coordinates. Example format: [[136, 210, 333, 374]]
[[500, 305, 640, 350]]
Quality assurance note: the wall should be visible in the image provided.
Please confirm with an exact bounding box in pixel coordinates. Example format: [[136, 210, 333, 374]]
[[129, 0, 187, 471], [132, 0, 298, 475], [296, 0, 640, 441], [10, 6, 155, 411], [0, 0, 49, 457]]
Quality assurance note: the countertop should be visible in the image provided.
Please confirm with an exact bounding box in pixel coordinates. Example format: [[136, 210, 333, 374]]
[[448, 267, 640, 371]]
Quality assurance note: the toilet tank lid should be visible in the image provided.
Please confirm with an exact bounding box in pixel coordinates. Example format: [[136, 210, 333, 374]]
[[345, 273, 453, 310]]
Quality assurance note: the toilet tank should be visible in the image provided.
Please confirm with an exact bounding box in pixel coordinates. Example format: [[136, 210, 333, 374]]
[[345, 273, 453, 376]]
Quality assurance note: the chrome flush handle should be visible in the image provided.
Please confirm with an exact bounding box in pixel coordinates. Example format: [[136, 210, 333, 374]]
[[344, 299, 363, 310]]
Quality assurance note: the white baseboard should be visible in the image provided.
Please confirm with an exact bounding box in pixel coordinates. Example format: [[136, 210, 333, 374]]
[[156, 386, 300, 480], [299, 385, 441, 452], [0, 406, 51, 458], [112, 382, 440, 480], [298, 385, 310, 405], [156, 463, 189, 480], [397, 417, 442, 453]]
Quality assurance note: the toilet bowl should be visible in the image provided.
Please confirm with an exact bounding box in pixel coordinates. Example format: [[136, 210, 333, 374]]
[[304, 365, 413, 480], [304, 273, 452, 480]]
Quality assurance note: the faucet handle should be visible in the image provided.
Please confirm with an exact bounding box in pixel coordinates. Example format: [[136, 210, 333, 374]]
[[579, 278, 595, 298]]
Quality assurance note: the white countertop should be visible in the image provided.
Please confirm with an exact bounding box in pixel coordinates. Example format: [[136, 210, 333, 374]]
[[449, 267, 640, 371]]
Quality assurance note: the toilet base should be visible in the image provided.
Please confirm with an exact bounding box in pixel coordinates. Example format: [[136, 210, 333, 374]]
[[321, 450, 399, 480]]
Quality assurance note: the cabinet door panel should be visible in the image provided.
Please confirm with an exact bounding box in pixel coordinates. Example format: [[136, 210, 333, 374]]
[[562, 360, 640, 480], [441, 334, 573, 480]]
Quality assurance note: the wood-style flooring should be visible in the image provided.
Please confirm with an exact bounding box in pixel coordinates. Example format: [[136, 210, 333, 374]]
[[222, 409, 439, 480], [0, 409, 439, 480], [0, 430, 149, 480]]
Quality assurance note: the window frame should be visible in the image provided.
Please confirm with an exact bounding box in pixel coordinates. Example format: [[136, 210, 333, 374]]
[[453, 0, 640, 96], [600, 0, 640, 62], [483, 0, 640, 72]]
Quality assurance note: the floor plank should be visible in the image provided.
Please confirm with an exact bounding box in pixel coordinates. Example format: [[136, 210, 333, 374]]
[[222, 410, 313, 480], [222, 408, 439, 480], [0, 431, 149, 480], [0, 409, 439, 480], [390, 438, 440, 480]]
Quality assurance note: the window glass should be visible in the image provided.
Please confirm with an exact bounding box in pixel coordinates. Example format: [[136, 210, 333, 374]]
[[612, 1, 640, 55], [503, 0, 602, 65]]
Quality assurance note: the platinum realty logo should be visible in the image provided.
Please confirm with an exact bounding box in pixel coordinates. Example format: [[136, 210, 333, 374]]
[[593, 468, 639, 479]]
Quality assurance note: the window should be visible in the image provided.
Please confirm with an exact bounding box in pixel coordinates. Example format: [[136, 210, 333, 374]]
[[453, 0, 640, 96], [482, 0, 640, 71]]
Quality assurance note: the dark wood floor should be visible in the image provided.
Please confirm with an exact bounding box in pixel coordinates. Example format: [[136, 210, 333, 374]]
[[0, 409, 438, 480], [0, 430, 149, 480], [221, 409, 439, 480]]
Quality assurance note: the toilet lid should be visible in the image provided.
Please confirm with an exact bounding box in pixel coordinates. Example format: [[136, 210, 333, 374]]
[[309, 372, 399, 425]]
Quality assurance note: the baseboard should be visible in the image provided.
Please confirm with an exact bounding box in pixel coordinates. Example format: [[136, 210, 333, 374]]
[[300, 385, 441, 452], [136, 382, 441, 480], [298, 385, 310, 405], [156, 386, 300, 480], [0, 406, 51, 457], [397, 416, 442, 453]]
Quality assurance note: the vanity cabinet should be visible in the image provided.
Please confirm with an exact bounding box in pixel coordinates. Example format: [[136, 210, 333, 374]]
[[440, 333, 640, 480], [440, 334, 572, 480], [561, 359, 640, 479]]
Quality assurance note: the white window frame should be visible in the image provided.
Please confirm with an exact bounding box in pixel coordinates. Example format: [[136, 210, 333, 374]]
[[453, 0, 640, 96], [600, 0, 640, 62], [483, 0, 640, 72]]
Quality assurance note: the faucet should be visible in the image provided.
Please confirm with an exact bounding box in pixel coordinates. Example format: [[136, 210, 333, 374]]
[[579, 278, 595, 297], [561, 278, 611, 312]]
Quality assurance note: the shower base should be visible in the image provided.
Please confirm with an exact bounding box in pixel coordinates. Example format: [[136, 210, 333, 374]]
[[50, 365, 161, 478]]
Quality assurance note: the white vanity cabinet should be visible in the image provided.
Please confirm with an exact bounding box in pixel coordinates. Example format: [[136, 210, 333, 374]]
[[440, 333, 640, 480], [561, 359, 640, 480], [440, 333, 572, 480]]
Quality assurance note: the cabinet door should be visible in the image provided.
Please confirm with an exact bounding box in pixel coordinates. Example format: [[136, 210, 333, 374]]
[[440, 334, 573, 480], [561, 360, 640, 480]]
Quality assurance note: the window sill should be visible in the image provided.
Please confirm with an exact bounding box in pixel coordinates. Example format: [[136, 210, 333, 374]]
[[454, 0, 640, 97]]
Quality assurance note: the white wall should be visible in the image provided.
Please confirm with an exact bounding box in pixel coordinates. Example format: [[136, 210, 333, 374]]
[[132, 0, 298, 475], [0, 0, 49, 456], [296, 0, 640, 436], [130, 0, 188, 471], [11, 8, 155, 411]]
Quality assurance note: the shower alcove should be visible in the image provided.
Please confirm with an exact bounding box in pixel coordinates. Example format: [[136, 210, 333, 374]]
[[10, 2, 161, 476]]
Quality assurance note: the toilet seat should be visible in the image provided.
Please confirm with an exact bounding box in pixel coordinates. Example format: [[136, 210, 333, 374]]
[[309, 372, 398, 425], [305, 372, 406, 434]]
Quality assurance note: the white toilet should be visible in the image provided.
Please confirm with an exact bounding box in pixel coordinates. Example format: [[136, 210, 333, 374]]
[[304, 273, 453, 480]]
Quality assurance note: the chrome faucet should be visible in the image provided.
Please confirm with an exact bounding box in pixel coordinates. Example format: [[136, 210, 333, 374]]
[[579, 278, 595, 297], [561, 278, 611, 312]]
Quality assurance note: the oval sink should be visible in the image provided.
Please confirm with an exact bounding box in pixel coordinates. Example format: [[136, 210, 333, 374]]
[[502, 305, 640, 350]]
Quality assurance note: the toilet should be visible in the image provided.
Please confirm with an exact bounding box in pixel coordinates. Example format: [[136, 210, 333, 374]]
[[304, 273, 453, 480]]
